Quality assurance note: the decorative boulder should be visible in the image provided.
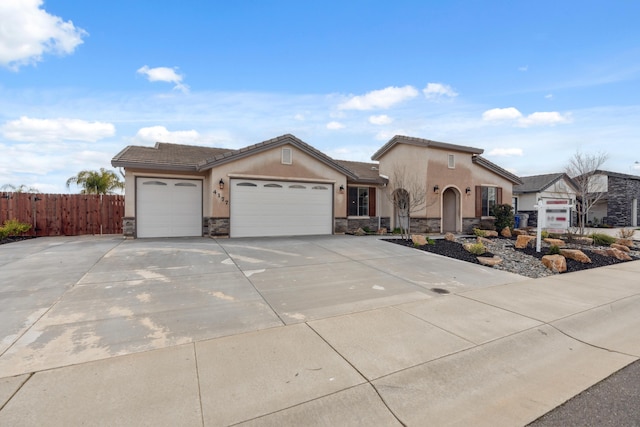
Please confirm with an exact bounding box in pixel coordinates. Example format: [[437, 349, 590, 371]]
[[501, 227, 512, 238], [544, 238, 566, 247], [484, 230, 499, 237], [573, 237, 594, 245], [611, 243, 630, 253], [354, 228, 366, 236], [512, 229, 528, 236], [560, 249, 592, 264], [444, 232, 456, 242], [377, 227, 388, 235], [615, 238, 634, 248], [605, 248, 632, 261], [515, 235, 536, 249], [477, 256, 503, 266], [411, 234, 427, 246], [542, 255, 567, 273]]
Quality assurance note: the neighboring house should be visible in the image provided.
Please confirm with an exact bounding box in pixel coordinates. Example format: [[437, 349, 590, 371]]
[[512, 173, 578, 227], [371, 135, 522, 234], [111, 133, 521, 238], [586, 170, 640, 227]]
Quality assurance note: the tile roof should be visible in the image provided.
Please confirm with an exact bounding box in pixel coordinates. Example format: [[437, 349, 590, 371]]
[[334, 159, 386, 184], [371, 135, 484, 160], [513, 173, 567, 193], [111, 142, 232, 171], [471, 155, 523, 185]]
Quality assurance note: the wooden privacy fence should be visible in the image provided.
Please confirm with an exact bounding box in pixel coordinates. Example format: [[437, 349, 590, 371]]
[[0, 192, 124, 236]]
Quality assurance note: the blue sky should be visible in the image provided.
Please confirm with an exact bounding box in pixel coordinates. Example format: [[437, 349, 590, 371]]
[[1, 0, 639, 193]]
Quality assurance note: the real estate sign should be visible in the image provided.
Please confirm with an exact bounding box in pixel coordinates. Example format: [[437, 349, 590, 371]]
[[534, 199, 574, 252]]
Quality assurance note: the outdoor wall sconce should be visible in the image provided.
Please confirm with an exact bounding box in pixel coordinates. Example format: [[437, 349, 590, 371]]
[[433, 185, 439, 193], [219, 179, 224, 190], [465, 187, 471, 195], [339, 185, 345, 193]]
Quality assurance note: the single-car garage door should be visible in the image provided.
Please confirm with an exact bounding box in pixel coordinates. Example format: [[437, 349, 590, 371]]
[[136, 177, 202, 238], [230, 179, 332, 238]]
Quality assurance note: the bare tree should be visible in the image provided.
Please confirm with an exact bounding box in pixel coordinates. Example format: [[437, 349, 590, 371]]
[[0, 184, 40, 193], [565, 150, 609, 235], [385, 165, 433, 240]]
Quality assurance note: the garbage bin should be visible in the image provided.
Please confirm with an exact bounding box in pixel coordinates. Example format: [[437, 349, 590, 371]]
[[514, 214, 521, 229], [519, 213, 529, 228]]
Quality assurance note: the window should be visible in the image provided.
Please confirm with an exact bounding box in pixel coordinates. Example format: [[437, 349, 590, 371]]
[[237, 182, 257, 187], [448, 154, 455, 169], [348, 187, 369, 216], [264, 183, 282, 188], [289, 184, 306, 189], [475, 186, 502, 217], [281, 147, 292, 165]]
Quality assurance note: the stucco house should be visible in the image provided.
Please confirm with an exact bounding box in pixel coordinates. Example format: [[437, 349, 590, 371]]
[[512, 173, 578, 227], [111, 133, 521, 238]]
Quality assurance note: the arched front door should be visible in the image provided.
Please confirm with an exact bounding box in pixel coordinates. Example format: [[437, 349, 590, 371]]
[[442, 187, 459, 232]]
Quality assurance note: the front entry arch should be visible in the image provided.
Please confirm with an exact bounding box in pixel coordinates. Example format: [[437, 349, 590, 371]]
[[442, 187, 460, 232]]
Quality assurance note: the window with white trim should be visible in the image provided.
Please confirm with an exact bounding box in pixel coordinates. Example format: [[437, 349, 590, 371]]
[[448, 154, 455, 169], [281, 148, 292, 164], [348, 187, 369, 216]]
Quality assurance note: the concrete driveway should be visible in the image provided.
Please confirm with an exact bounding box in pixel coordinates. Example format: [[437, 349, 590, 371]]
[[0, 234, 527, 377], [1, 235, 639, 426]]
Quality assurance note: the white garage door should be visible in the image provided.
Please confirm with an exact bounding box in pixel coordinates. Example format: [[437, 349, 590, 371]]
[[136, 177, 202, 238], [230, 179, 332, 238]]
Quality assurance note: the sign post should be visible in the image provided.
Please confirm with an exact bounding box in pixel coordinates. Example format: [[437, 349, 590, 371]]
[[534, 199, 574, 252]]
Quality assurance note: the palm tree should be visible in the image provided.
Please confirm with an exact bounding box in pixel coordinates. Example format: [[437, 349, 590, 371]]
[[66, 168, 124, 194]]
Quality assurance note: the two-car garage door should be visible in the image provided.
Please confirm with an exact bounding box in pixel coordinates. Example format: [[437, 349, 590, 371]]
[[136, 177, 202, 238], [230, 179, 332, 238]]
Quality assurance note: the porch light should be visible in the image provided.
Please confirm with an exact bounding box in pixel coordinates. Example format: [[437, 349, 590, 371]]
[[433, 185, 439, 193], [466, 187, 471, 195], [219, 179, 224, 190]]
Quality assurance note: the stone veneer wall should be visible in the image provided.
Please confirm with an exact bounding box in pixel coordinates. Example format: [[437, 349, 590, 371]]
[[334, 218, 348, 234], [462, 218, 481, 234], [208, 217, 230, 236], [345, 217, 390, 233], [122, 217, 135, 237], [407, 218, 441, 234], [606, 176, 640, 226]]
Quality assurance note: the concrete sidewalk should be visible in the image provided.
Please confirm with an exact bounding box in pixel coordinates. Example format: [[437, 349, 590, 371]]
[[0, 236, 639, 426]]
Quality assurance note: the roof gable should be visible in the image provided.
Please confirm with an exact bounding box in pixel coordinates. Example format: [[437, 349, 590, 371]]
[[371, 135, 484, 160], [111, 142, 232, 171], [334, 159, 386, 185], [471, 156, 522, 185], [514, 173, 577, 193]]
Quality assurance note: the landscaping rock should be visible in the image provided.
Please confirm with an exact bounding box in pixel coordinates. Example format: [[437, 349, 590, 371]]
[[484, 230, 499, 237], [411, 234, 427, 245], [611, 243, 630, 253], [477, 236, 493, 245], [377, 227, 387, 235], [560, 249, 592, 264], [515, 235, 536, 249], [354, 228, 366, 236], [512, 229, 528, 236], [542, 255, 567, 273], [573, 237, 594, 245], [500, 227, 512, 238], [615, 238, 634, 248], [544, 238, 566, 247], [477, 256, 503, 266], [594, 247, 633, 261], [444, 232, 456, 241]]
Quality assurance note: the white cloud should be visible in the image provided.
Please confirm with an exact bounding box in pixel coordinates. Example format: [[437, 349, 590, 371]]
[[0, 0, 87, 70], [487, 148, 524, 157], [133, 126, 201, 144], [2, 117, 115, 142], [294, 113, 305, 121], [482, 107, 523, 121], [422, 83, 458, 100], [369, 114, 393, 125], [518, 65, 528, 72], [545, 94, 554, 99], [338, 85, 418, 110], [518, 111, 572, 127], [137, 65, 189, 93], [326, 121, 345, 130]]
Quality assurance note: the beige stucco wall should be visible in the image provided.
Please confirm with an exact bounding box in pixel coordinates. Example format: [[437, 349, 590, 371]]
[[205, 143, 347, 218], [377, 143, 515, 225]]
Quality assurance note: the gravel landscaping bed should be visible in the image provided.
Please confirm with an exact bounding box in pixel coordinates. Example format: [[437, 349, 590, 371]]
[[386, 236, 640, 279]]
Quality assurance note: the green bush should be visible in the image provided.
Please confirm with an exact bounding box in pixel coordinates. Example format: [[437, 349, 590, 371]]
[[541, 230, 549, 239], [473, 228, 487, 237], [392, 227, 402, 235], [466, 242, 486, 255], [490, 204, 515, 231], [0, 219, 31, 239], [547, 245, 561, 255], [590, 233, 616, 246], [426, 237, 435, 245]]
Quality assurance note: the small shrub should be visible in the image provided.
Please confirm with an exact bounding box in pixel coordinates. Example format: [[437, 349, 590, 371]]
[[413, 242, 421, 248], [490, 203, 515, 231], [473, 228, 487, 237], [0, 219, 31, 239], [541, 230, 549, 239], [466, 242, 486, 255], [362, 226, 371, 233], [426, 237, 435, 245], [547, 245, 561, 255], [392, 227, 402, 235], [618, 228, 636, 239], [590, 233, 616, 245]]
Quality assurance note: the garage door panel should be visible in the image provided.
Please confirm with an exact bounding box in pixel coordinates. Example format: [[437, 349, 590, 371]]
[[230, 179, 332, 238], [137, 178, 202, 238]]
